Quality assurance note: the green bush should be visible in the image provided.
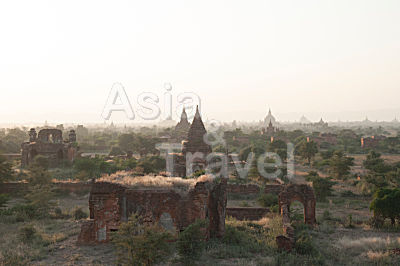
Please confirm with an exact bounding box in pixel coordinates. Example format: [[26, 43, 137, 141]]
[[345, 214, 354, 228], [24, 185, 57, 219], [12, 204, 37, 221], [222, 224, 251, 245], [239, 201, 250, 207], [340, 190, 357, 197], [112, 214, 172, 266], [177, 219, 208, 263], [306, 172, 335, 202], [0, 193, 9, 208], [295, 230, 315, 255], [18, 224, 37, 243], [370, 188, 400, 225], [322, 210, 331, 221], [368, 216, 384, 228], [73, 207, 88, 220], [257, 193, 278, 208], [270, 204, 279, 213]]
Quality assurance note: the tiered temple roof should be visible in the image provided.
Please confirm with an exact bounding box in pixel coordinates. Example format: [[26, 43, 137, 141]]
[[183, 106, 212, 155]]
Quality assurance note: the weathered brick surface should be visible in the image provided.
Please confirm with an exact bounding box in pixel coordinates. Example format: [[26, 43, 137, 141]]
[[226, 207, 269, 221], [227, 184, 282, 195], [276, 184, 316, 252], [78, 179, 227, 244], [278, 184, 316, 225], [21, 128, 78, 168]]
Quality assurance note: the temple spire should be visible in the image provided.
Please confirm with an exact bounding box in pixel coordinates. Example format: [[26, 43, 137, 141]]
[[184, 105, 211, 155], [180, 107, 188, 122], [194, 105, 201, 119]]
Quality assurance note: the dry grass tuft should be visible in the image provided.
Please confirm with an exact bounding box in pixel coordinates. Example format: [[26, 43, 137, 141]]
[[97, 171, 214, 192], [336, 236, 400, 257]]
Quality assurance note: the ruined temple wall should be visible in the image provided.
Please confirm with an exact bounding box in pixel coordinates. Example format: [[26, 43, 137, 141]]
[[226, 207, 269, 221], [79, 179, 227, 244], [227, 184, 283, 195]]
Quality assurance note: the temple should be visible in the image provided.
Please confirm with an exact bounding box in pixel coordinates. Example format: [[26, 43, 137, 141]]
[[21, 128, 79, 168], [173, 107, 191, 141], [170, 106, 212, 177], [264, 108, 277, 126]]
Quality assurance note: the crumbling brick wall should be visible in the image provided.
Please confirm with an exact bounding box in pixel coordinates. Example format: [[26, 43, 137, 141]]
[[78, 179, 227, 244], [226, 184, 282, 195], [226, 207, 270, 221], [276, 184, 316, 252]]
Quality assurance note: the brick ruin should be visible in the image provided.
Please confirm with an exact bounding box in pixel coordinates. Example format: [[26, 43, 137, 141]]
[[277, 184, 316, 251], [78, 176, 227, 244], [21, 128, 78, 168], [78, 179, 316, 251], [226, 183, 316, 251]]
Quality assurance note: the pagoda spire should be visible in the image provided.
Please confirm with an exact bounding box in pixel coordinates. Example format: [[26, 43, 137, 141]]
[[180, 107, 188, 122], [184, 105, 211, 155]]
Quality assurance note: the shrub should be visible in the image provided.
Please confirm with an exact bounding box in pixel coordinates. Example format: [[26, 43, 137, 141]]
[[0, 193, 9, 208], [370, 188, 400, 225], [27, 164, 52, 185], [257, 193, 278, 208], [222, 224, 252, 245], [73, 207, 88, 220], [0, 248, 28, 266], [340, 190, 357, 197], [368, 216, 384, 228], [322, 210, 332, 221], [112, 214, 172, 266], [270, 204, 279, 213], [177, 219, 208, 263], [24, 185, 57, 219], [295, 230, 315, 255], [12, 204, 37, 221], [306, 172, 335, 202], [0, 155, 15, 182], [18, 224, 37, 243], [239, 201, 251, 207], [345, 214, 354, 228], [52, 207, 69, 219]]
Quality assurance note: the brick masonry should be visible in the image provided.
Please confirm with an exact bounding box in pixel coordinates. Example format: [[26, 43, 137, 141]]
[[77, 178, 227, 244]]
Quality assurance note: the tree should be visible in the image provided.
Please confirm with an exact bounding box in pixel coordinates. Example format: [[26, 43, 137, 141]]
[[25, 184, 56, 218], [238, 146, 252, 161], [112, 214, 172, 266], [118, 133, 136, 152], [28, 160, 52, 185], [0, 155, 14, 182], [305, 171, 335, 202], [328, 151, 354, 179], [74, 158, 100, 179], [177, 219, 208, 263], [109, 146, 125, 156], [363, 151, 391, 174], [297, 140, 318, 164], [370, 188, 400, 225]]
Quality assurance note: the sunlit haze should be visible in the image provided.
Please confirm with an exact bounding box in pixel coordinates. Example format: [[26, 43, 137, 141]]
[[1, 0, 400, 124]]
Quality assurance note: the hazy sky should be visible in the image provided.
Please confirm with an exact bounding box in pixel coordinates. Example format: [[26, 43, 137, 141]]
[[1, 0, 399, 124]]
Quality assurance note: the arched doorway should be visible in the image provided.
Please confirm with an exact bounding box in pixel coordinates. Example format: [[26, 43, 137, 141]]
[[278, 184, 316, 225], [289, 200, 305, 224]]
